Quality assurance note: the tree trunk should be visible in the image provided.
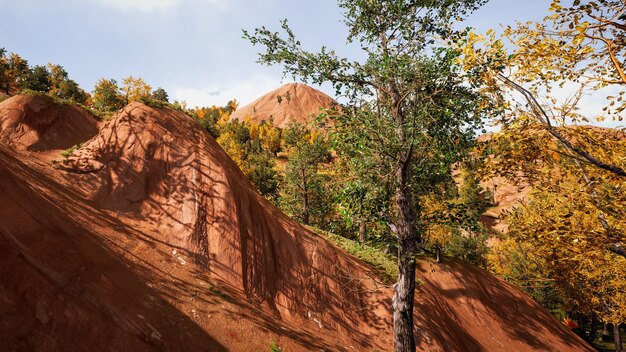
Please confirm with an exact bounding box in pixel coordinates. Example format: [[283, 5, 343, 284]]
[[301, 168, 309, 225], [435, 246, 441, 263], [589, 316, 597, 343], [603, 323, 611, 342], [615, 324, 623, 352], [392, 163, 418, 352], [359, 221, 366, 243], [383, 45, 418, 351], [578, 314, 587, 341]]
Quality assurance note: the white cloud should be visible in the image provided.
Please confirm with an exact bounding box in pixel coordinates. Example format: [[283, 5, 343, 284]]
[[171, 73, 281, 109], [93, 0, 222, 12]]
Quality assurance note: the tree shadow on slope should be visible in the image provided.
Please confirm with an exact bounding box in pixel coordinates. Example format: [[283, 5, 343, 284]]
[[0, 146, 227, 351], [417, 260, 593, 351], [12, 103, 393, 351]]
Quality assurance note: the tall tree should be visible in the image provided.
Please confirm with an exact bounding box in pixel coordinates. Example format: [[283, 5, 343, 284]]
[[93, 78, 124, 111], [47, 64, 69, 92], [151, 87, 169, 102], [244, 1, 486, 349], [211, 108, 281, 199], [504, 178, 626, 348], [21, 65, 50, 93], [7, 53, 29, 94], [281, 121, 332, 227], [258, 118, 282, 156], [0, 48, 9, 94], [120, 75, 152, 103], [47, 64, 88, 103], [459, 0, 626, 259]]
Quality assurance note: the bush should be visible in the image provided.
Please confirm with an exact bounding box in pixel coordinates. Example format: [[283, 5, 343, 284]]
[[446, 231, 490, 267], [61, 143, 82, 162], [140, 96, 167, 109], [268, 340, 282, 352]]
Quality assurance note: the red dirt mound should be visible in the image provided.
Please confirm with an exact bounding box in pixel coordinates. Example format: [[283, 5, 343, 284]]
[[230, 83, 338, 128], [0, 100, 593, 351], [63, 103, 393, 348], [0, 95, 98, 151]]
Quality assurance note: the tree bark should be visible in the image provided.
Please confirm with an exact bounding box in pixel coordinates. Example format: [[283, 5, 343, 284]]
[[603, 323, 611, 341], [615, 324, 623, 352], [359, 221, 366, 243], [382, 30, 419, 350], [578, 314, 586, 341], [301, 168, 309, 225], [589, 316, 598, 343], [392, 163, 418, 352]]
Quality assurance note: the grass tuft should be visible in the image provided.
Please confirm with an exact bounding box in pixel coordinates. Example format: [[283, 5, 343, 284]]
[[268, 339, 282, 352], [307, 225, 398, 284], [61, 143, 82, 162]]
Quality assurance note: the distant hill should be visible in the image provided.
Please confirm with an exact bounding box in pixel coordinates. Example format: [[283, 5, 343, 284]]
[[230, 83, 338, 128]]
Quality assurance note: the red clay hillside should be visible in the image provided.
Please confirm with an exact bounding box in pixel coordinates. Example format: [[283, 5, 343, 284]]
[[0, 95, 593, 351], [230, 83, 337, 128]]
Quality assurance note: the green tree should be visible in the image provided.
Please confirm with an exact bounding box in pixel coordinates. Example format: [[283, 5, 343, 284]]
[[280, 122, 332, 227], [151, 87, 169, 102], [247, 150, 280, 200], [7, 53, 29, 94], [0, 48, 9, 94], [420, 162, 490, 265], [47, 64, 88, 103], [47, 64, 68, 92], [244, 2, 487, 349], [93, 78, 124, 111], [335, 163, 393, 243], [21, 65, 50, 93], [56, 79, 88, 103]]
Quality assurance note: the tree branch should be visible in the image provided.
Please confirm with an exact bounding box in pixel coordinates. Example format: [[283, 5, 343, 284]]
[[497, 74, 626, 177]]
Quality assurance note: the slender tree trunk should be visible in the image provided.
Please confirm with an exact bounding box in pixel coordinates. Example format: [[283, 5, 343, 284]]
[[359, 221, 366, 243], [615, 324, 623, 352], [392, 162, 418, 352], [603, 323, 611, 341], [382, 55, 419, 350], [435, 245, 441, 263], [579, 314, 587, 341], [301, 168, 309, 225], [589, 316, 597, 343]]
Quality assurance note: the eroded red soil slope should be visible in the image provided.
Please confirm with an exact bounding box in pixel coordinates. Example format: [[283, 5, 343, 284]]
[[0, 96, 592, 351]]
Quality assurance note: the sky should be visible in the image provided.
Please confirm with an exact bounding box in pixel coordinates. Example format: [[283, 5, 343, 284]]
[[3, 0, 618, 129], [0, 0, 552, 107]]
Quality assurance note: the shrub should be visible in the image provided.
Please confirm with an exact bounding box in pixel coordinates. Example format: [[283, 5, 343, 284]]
[[268, 340, 282, 352], [61, 143, 82, 162]]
